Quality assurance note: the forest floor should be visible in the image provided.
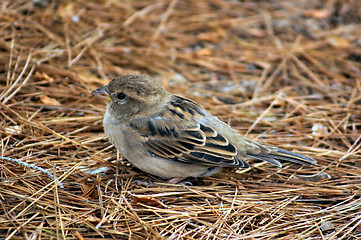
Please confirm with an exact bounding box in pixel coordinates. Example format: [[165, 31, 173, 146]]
[[1, 0, 361, 239]]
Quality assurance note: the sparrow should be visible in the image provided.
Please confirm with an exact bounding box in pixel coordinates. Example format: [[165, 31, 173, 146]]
[[92, 74, 316, 179]]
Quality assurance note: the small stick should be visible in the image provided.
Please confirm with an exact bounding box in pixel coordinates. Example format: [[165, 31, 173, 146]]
[[0, 156, 64, 188]]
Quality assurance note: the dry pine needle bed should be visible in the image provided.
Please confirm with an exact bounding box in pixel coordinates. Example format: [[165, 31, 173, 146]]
[[0, 0, 361, 239]]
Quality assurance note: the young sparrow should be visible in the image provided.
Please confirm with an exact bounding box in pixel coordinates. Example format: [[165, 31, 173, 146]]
[[92, 74, 316, 179]]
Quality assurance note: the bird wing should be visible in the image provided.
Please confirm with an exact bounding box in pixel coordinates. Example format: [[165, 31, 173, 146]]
[[129, 95, 316, 168], [128, 95, 250, 168]]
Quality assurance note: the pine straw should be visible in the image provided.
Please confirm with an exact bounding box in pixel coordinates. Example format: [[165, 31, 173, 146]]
[[1, 0, 361, 239]]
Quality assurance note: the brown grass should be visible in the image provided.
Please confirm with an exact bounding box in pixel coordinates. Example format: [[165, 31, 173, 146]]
[[1, 0, 361, 239]]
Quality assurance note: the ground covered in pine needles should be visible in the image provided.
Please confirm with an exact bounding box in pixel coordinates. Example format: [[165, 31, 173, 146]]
[[1, 0, 361, 239]]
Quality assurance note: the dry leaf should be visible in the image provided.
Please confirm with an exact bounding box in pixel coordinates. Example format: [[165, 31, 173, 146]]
[[312, 123, 329, 136], [58, 3, 75, 21], [297, 172, 332, 182], [35, 72, 54, 82], [320, 220, 335, 231], [327, 37, 350, 48], [196, 48, 213, 56], [4, 125, 21, 134], [84, 215, 101, 222], [198, 32, 220, 42], [40, 95, 61, 106], [246, 28, 265, 38], [81, 180, 100, 199], [303, 9, 331, 19], [132, 195, 167, 208]]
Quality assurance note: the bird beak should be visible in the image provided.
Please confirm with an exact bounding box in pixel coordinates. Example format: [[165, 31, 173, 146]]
[[91, 85, 109, 96]]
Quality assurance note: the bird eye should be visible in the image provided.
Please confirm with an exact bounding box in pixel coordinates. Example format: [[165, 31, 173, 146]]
[[116, 92, 127, 100]]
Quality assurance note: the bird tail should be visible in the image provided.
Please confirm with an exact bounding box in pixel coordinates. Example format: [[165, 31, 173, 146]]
[[248, 148, 316, 168]]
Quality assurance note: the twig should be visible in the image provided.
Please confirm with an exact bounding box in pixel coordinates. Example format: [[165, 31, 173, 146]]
[[0, 156, 64, 188]]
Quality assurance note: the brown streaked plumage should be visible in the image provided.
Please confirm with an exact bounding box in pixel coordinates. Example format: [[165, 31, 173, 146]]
[[92, 74, 316, 179]]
